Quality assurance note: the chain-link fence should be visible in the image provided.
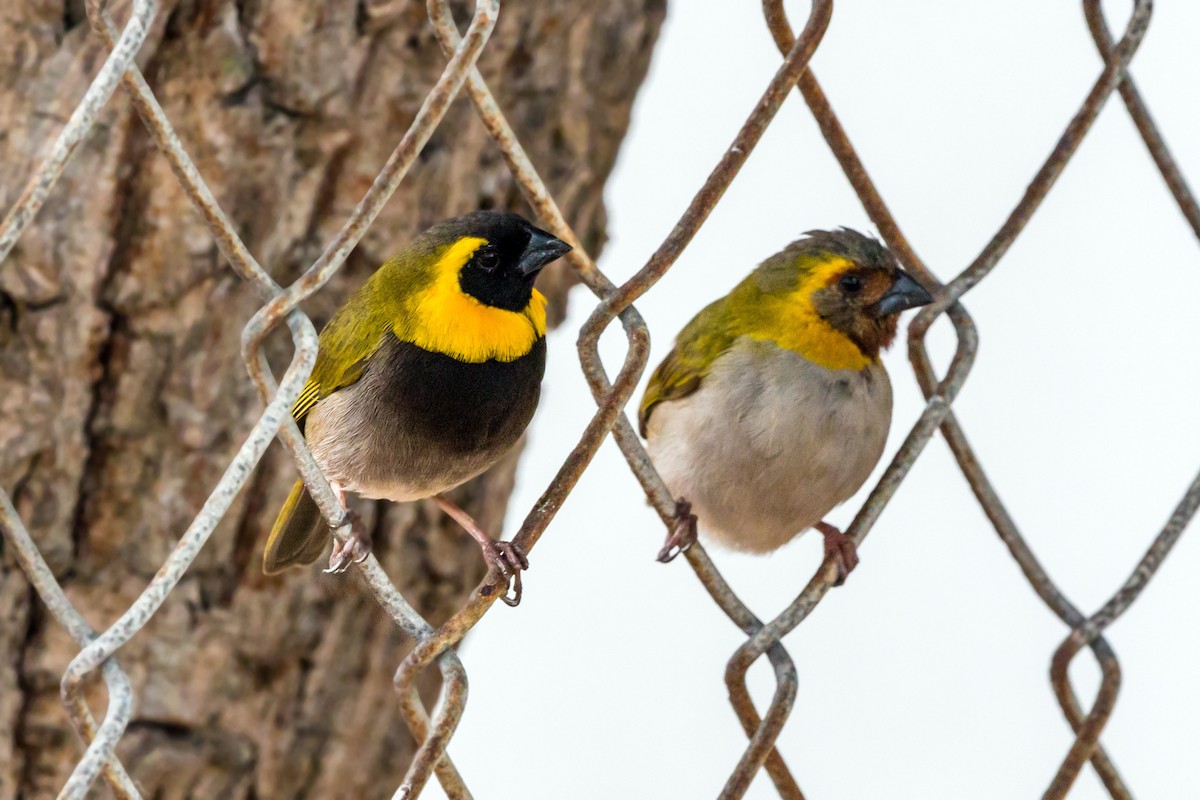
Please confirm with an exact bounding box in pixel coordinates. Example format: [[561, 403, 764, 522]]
[[2, 0, 1197, 798]]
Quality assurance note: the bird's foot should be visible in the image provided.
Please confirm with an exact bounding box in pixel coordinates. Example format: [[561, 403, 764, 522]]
[[480, 542, 528, 609], [324, 510, 372, 574], [815, 521, 858, 586], [657, 498, 698, 563], [432, 495, 528, 607], [478, 539, 529, 607]]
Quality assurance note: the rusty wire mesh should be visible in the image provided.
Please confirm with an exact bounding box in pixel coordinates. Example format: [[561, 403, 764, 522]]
[[1, 0, 1197, 798]]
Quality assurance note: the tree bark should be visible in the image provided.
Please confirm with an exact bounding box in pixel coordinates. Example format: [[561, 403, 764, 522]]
[[0, 0, 663, 796]]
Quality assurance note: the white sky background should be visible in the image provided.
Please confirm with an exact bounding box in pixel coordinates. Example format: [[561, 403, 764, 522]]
[[442, 2, 1200, 797]]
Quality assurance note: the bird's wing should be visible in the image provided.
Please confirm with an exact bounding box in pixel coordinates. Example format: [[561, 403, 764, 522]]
[[292, 307, 388, 424], [638, 299, 735, 437]]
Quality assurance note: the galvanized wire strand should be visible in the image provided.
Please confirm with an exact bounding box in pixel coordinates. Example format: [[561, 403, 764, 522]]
[[361, 555, 472, 800], [426, 0, 603, 289], [239, 0, 500, 380], [1084, 0, 1200, 239], [1046, 473, 1200, 796], [1034, 4, 1200, 796], [0, 0, 157, 262], [81, 0, 326, 483], [0, 2, 159, 797], [56, 337, 316, 799], [0, 496, 141, 800], [685, 546, 804, 799], [912, 3, 1150, 326]]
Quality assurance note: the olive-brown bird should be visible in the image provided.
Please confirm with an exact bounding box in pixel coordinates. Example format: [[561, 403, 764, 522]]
[[639, 229, 932, 582], [264, 211, 571, 603]]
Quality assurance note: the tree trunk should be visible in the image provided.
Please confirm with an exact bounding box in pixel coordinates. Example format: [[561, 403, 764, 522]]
[[0, 0, 663, 796]]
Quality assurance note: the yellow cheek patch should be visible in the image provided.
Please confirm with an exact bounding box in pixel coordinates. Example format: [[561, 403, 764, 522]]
[[745, 257, 872, 371], [403, 236, 547, 363]]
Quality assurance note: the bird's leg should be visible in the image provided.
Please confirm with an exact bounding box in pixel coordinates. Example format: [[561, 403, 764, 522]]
[[814, 520, 859, 586], [432, 495, 528, 607], [657, 498, 698, 563], [325, 482, 372, 574]]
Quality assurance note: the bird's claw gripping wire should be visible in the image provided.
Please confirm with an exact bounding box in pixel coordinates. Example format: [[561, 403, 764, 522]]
[[325, 509, 372, 574], [480, 540, 528, 607], [815, 520, 859, 586], [657, 498, 698, 563]]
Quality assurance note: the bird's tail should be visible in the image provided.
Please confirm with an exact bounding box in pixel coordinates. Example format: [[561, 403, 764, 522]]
[[263, 479, 330, 574]]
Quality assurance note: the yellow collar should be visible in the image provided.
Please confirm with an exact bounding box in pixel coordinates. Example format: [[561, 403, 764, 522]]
[[744, 257, 871, 371], [402, 236, 547, 363]]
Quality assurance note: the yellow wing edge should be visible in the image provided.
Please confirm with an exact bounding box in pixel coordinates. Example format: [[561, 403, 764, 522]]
[[292, 379, 322, 422]]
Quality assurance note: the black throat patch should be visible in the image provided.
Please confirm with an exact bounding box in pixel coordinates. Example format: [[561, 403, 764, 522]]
[[458, 268, 536, 312], [377, 333, 547, 455]]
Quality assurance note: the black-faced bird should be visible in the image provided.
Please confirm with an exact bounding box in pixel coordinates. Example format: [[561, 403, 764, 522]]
[[264, 211, 571, 604], [639, 229, 932, 583]]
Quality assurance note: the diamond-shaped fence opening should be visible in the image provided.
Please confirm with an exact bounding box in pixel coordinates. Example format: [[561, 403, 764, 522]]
[[1, 0, 1197, 798]]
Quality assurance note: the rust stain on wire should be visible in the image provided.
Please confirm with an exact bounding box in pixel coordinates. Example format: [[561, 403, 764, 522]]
[[1, 0, 1197, 798]]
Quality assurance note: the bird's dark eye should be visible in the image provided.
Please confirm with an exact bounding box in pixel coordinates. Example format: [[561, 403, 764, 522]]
[[839, 274, 863, 294], [476, 247, 499, 272]]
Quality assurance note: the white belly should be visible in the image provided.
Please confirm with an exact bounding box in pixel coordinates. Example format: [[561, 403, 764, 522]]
[[645, 337, 892, 553]]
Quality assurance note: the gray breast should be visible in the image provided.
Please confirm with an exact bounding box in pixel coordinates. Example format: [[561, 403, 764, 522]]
[[645, 336, 892, 553]]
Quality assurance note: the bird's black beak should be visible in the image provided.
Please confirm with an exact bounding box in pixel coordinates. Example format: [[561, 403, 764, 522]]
[[871, 271, 934, 318], [518, 229, 572, 277]]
